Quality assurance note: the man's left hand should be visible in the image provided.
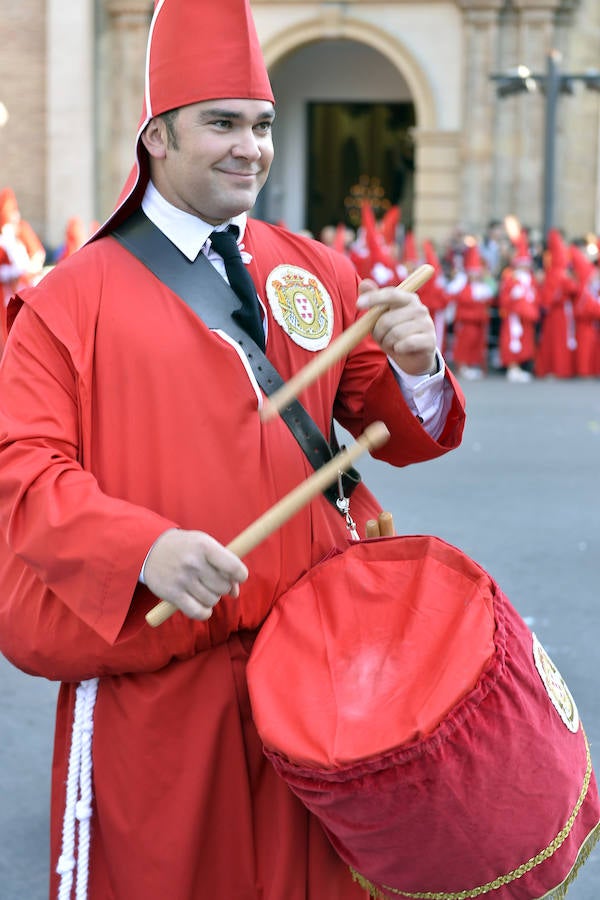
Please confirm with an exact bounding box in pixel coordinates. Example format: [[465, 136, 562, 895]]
[[356, 278, 437, 376]]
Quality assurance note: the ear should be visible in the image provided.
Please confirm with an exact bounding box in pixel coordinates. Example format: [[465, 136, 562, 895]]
[[141, 117, 168, 159]]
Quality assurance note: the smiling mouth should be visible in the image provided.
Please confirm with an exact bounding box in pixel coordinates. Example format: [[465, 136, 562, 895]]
[[219, 169, 259, 178]]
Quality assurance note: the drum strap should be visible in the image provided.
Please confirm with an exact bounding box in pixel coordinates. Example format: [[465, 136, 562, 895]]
[[112, 208, 361, 512]]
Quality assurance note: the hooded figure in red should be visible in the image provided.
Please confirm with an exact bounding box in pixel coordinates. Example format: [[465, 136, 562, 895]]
[[0, 2, 465, 898], [451, 244, 494, 378], [570, 244, 600, 376], [419, 238, 450, 352], [55, 216, 87, 263], [349, 200, 408, 287], [536, 228, 578, 378], [498, 231, 540, 382], [0, 187, 46, 349]]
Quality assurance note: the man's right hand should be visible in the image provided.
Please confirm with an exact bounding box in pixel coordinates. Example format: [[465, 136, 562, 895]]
[[143, 528, 249, 621]]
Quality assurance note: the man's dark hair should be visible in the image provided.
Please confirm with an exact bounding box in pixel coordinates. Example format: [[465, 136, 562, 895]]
[[160, 108, 180, 150]]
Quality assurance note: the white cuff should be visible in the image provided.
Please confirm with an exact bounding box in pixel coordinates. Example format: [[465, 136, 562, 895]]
[[389, 349, 452, 439]]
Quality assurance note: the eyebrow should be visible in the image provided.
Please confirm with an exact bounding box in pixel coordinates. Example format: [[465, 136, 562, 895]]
[[198, 107, 276, 123]]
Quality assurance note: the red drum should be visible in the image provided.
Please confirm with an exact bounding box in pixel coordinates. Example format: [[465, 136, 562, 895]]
[[247, 535, 600, 899]]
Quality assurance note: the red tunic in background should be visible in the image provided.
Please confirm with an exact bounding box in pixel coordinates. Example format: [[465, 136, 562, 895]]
[[0, 220, 465, 899], [535, 267, 578, 378], [451, 279, 493, 370], [498, 267, 540, 367], [573, 272, 600, 376]]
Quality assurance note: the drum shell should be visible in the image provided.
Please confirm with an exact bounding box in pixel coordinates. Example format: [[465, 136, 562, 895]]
[[248, 536, 600, 899]]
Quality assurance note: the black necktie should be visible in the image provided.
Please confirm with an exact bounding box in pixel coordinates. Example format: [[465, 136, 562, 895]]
[[209, 226, 265, 350]]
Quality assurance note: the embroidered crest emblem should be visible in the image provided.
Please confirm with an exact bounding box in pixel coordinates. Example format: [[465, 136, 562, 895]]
[[532, 633, 579, 733], [266, 265, 333, 351]]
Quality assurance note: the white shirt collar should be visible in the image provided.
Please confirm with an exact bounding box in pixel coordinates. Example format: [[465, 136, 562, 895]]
[[141, 181, 247, 262]]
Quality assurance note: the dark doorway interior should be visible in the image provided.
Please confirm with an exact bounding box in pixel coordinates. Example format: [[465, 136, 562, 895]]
[[306, 101, 415, 239]]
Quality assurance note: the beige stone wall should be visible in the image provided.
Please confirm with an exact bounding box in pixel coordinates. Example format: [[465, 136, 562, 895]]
[[560, 0, 600, 237], [0, 0, 47, 241], [413, 130, 462, 242], [96, 0, 151, 224], [46, 0, 96, 248], [2, 0, 600, 246], [257, 2, 463, 240]]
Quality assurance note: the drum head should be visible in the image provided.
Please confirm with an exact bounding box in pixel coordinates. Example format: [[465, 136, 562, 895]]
[[247, 535, 600, 899], [248, 535, 495, 768]]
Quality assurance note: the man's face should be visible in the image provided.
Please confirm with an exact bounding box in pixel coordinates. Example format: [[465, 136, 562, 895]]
[[145, 98, 275, 225]]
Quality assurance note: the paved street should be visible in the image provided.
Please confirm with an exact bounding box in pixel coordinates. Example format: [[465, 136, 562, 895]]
[[1, 374, 599, 899]]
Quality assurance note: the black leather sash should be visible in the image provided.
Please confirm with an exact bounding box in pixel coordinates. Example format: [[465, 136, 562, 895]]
[[112, 209, 360, 510]]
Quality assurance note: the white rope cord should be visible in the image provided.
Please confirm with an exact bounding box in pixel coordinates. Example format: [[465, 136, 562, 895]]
[[56, 678, 99, 900], [56, 684, 86, 898], [75, 679, 98, 899], [565, 300, 578, 350]]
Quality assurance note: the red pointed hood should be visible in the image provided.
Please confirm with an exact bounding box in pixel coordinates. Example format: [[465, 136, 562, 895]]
[[361, 201, 398, 269], [546, 229, 570, 271], [402, 231, 419, 265], [422, 239, 442, 275], [380, 205, 400, 246], [59, 217, 86, 260], [464, 244, 483, 274], [348, 201, 402, 284], [0, 187, 20, 227], [512, 232, 532, 267], [92, 0, 274, 241], [570, 245, 594, 286], [333, 223, 347, 254]]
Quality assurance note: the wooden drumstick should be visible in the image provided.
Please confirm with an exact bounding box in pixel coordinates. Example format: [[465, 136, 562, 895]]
[[260, 264, 435, 423], [145, 421, 391, 628], [365, 519, 380, 538], [377, 511, 395, 537], [365, 511, 395, 539]]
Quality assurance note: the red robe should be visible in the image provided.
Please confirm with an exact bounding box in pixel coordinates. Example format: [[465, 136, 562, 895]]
[[0, 219, 465, 899], [419, 273, 449, 354], [0, 220, 45, 351], [451, 279, 493, 369], [573, 275, 600, 376], [498, 267, 540, 366], [535, 267, 578, 378]]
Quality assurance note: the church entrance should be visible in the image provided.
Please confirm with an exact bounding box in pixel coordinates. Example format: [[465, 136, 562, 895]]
[[266, 38, 416, 235], [306, 101, 415, 238]]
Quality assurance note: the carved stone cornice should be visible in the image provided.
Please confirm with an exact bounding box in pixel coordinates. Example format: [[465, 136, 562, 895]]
[[455, 0, 505, 10], [510, 0, 563, 10], [104, 0, 150, 12], [103, 0, 152, 23], [457, 0, 575, 8]]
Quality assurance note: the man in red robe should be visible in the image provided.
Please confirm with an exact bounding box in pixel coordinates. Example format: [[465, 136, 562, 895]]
[[535, 228, 578, 378], [450, 244, 494, 379], [420, 238, 450, 355], [0, 2, 465, 898], [498, 233, 540, 382], [570, 244, 600, 377]]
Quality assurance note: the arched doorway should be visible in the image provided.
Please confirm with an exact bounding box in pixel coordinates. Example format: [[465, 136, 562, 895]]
[[306, 99, 415, 237], [264, 39, 415, 235]]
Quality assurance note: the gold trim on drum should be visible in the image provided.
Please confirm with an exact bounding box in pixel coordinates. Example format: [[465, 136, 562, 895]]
[[350, 732, 598, 900], [532, 634, 579, 734]]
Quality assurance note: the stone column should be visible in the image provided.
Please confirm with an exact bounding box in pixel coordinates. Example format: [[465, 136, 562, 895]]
[[46, 0, 96, 247], [494, 0, 561, 233], [97, 0, 151, 220], [456, 1, 504, 235], [412, 129, 462, 244], [516, 1, 559, 232]]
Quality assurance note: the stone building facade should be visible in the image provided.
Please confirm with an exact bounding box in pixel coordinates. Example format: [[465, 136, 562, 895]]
[[0, 0, 598, 249]]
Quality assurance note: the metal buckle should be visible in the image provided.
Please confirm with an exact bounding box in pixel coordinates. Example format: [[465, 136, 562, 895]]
[[336, 471, 360, 541]]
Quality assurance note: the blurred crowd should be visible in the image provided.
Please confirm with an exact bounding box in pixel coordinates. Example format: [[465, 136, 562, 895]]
[[2, 184, 599, 380], [0, 187, 99, 354], [319, 204, 600, 382]]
